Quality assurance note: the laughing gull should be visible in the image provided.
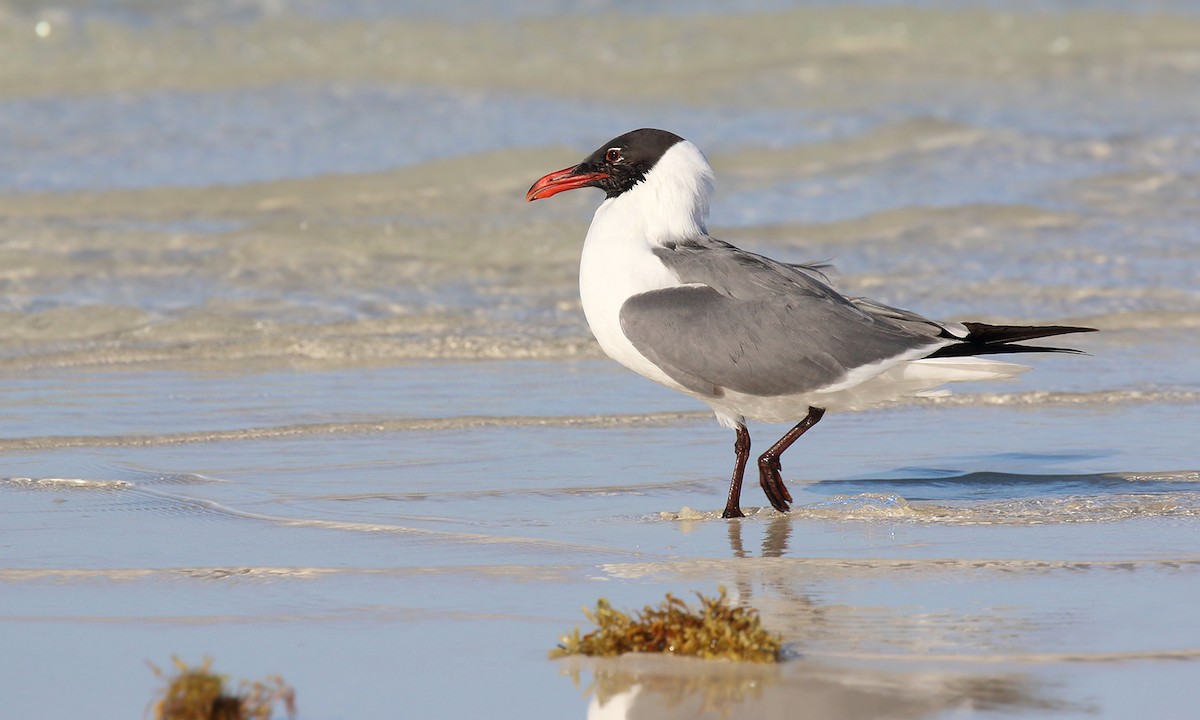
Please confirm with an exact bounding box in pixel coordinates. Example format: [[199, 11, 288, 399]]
[[527, 128, 1094, 518]]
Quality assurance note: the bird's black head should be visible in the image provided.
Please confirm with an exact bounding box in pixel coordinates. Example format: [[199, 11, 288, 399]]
[[526, 128, 685, 201]]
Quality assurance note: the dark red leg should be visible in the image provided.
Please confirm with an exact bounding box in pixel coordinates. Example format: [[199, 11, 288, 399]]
[[721, 424, 752, 519], [758, 407, 825, 513]]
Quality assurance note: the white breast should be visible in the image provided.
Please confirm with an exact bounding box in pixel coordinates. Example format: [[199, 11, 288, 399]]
[[577, 141, 715, 393], [579, 209, 683, 390]]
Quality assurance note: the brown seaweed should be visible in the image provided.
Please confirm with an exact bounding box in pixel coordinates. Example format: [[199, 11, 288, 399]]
[[148, 657, 295, 720], [550, 586, 782, 663]]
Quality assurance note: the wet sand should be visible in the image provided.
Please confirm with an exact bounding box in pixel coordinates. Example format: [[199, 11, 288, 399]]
[[2, 361, 1198, 717]]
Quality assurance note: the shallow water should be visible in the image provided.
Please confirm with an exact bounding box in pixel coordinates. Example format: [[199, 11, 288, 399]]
[[2, 1, 1198, 718]]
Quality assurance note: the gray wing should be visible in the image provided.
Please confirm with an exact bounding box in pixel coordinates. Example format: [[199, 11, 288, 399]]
[[847, 296, 969, 339], [619, 237, 951, 398]]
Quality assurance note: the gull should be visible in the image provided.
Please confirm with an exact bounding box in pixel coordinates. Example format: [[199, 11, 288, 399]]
[[527, 128, 1094, 518]]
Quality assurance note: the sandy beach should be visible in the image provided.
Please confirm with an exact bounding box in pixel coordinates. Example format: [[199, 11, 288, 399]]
[[2, 2, 1198, 717]]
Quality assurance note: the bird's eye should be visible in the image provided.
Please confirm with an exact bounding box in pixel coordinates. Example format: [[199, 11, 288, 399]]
[[605, 148, 622, 163]]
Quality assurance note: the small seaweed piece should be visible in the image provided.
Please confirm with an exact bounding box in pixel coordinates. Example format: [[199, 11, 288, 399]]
[[550, 586, 782, 663], [148, 656, 296, 720]]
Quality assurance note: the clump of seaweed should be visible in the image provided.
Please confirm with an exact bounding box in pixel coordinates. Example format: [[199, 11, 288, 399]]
[[148, 657, 295, 720], [550, 586, 782, 663]]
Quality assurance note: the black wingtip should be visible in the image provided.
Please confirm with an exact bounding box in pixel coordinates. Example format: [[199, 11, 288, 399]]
[[928, 342, 1090, 359], [959, 322, 1097, 345], [927, 321, 1096, 359]]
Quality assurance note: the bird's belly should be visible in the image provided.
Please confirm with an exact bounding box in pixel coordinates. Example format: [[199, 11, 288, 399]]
[[704, 355, 1030, 422]]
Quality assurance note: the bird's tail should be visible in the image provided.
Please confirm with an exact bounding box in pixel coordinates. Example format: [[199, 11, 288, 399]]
[[929, 322, 1096, 358]]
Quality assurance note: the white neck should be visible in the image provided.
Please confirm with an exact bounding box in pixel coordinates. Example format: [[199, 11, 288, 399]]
[[591, 140, 713, 246]]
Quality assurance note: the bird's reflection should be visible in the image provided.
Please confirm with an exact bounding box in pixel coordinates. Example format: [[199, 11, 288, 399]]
[[569, 514, 1084, 719], [568, 653, 1077, 720], [726, 513, 791, 558], [725, 515, 821, 636]]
